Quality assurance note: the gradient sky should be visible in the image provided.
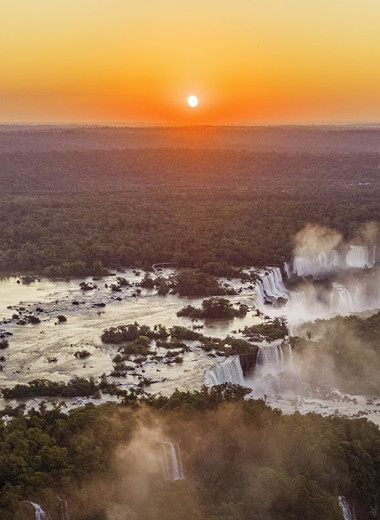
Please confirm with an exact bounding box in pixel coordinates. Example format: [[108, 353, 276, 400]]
[[1, 0, 380, 124]]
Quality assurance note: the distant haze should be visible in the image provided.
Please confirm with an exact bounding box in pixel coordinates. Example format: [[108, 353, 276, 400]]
[[1, 126, 380, 154]]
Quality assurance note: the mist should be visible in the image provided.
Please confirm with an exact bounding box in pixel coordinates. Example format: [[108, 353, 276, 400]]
[[248, 222, 380, 401]]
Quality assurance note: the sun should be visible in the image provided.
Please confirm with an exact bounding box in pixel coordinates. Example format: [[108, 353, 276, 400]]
[[187, 95, 198, 108]]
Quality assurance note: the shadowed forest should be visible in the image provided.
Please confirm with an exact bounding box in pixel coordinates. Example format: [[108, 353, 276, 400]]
[[2, 386, 380, 520], [0, 127, 379, 275]]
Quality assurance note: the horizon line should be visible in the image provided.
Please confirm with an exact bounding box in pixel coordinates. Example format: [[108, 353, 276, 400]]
[[1, 121, 380, 130]]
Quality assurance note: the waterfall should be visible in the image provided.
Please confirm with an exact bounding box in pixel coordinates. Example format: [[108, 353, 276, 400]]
[[28, 502, 48, 520], [292, 250, 340, 277], [338, 496, 356, 520], [57, 497, 70, 520], [246, 339, 294, 398], [255, 267, 288, 305], [255, 342, 292, 377], [160, 441, 185, 481], [286, 339, 294, 369], [289, 245, 376, 278], [204, 356, 245, 387], [345, 245, 374, 269], [330, 284, 356, 314]]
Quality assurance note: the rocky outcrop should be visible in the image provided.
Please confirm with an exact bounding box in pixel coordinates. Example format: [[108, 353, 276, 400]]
[[239, 345, 259, 376]]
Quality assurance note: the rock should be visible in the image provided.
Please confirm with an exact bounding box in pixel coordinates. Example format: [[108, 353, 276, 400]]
[[239, 346, 260, 375]]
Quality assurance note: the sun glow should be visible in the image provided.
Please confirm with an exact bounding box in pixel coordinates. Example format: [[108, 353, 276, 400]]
[[187, 95, 198, 108]]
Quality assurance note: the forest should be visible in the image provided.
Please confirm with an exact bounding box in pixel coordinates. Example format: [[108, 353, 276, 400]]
[[1, 129, 380, 520], [0, 385, 379, 520], [0, 147, 379, 275]]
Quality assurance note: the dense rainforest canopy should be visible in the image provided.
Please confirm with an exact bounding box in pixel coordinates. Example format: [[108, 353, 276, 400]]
[[0, 148, 379, 275], [1, 386, 379, 520]]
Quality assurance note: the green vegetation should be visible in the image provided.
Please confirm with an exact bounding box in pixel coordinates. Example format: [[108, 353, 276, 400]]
[[101, 323, 142, 344], [177, 297, 249, 319], [243, 318, 288, 341], [169, 326, 203, 341], [0, 386, 378, 519], [1, 377, 98, 399], [117, 336, 152, 358], [26, 315, 41, 324], [101, 323, 169, 344], [100, 322, 257, 363], [172, 269, 234, 297], [1, 148, 379, 276]]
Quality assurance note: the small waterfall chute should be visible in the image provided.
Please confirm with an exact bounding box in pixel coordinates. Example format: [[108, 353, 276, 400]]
[[284, 262, 291, 279], [57, 497, 70, 520], [27, 502, 48, 520], [204, 356, 245, 387], [338, 496, 356, 520], [255, 267, 288, 306], [247, 339, 294, 398], [330, 284, 355, 314], [286, 339, 294, 369], [345, 245, 374, 269], [159, 441, 185, 482], [255, 342, 291, 377]]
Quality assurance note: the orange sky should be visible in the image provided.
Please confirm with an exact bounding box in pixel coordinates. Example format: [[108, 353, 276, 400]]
[[1, 0, 380, 124]]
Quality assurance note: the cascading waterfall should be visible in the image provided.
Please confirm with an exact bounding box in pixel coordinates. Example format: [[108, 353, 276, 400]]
[[57, 497, 70, 520], [330, 284, 356, 314], [277, 275, 380, 326], [255, 340, 293, 377], [286, 339, 294, 369], [288, 245, 376, 278], [159, 441, 185, 482], [346, 245, 374, 269], [338, 496, 356, 520], [255, 267, 288, 306], [256, 344, 284, 375], [204, 356, 245, 387], [246, 339, 294, 398], [28, 502, 48, 520], [291, 250, 340, 278]]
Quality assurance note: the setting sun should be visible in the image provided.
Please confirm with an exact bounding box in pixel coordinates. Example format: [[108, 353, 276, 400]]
[[187, 95, 198, 108]]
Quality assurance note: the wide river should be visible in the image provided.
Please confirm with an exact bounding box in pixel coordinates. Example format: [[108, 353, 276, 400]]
[[1, 268, 379, 426]]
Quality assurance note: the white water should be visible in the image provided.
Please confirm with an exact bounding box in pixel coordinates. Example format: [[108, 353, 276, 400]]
[[256, 343, 285, 375], [255, 267, 288, 305], [254, 262, 380, 326], [244, 262, 380, 425], [280, 276, 380, 326], [246, 339, 294, 398], [288, 245, 376, 278], [57, 497, 70, 520], [203, 337, 295, 400], [159, 441, 185, 482], [28, 502, 48, 520], [204, 356, 245, 387], [256, 339, 293, 376], [338, 496, 356, 520], [0, 269, 263, 397], [0, 262, 379, 427]]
